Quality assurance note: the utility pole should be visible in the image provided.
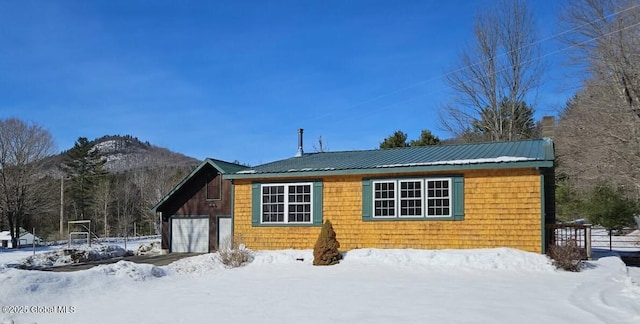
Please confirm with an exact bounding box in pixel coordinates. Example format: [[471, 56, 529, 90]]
[[60, 176, 64, 239]]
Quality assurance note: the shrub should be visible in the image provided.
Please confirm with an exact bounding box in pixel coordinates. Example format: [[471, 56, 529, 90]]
[[217, 236, 254, 268], [218, 247, 253, 268], [313, 220, 342, 266], [547, 239, 584, 272]]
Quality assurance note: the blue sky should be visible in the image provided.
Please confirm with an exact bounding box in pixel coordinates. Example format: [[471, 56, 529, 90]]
[[0, 0, 576, 166]]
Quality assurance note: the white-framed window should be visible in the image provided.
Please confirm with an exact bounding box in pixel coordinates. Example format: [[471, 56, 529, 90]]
[[426, 179, 451, 217], [399, 179, 423, 217], [372, 178, 452, 218], [261, 183, 313, 224], [373, 180, 396, 217]]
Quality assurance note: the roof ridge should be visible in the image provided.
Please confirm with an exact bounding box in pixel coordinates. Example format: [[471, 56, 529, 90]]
[[303, 138, 548, 154], [204, 157, 246, 167]]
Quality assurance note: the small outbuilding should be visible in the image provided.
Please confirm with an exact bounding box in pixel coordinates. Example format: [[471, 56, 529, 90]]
[[0, 228, 42, 248], [225, 138, 556, 254], [152, 158, 247, 253]]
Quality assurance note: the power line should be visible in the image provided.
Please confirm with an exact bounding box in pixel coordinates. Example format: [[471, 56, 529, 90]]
[[306, 2, 640, 125]]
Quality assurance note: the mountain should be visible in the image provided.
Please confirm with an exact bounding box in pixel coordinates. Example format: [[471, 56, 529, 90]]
[[42, 135, 199, 176]]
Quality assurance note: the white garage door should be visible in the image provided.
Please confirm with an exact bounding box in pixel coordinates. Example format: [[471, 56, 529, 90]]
[[171, 217, 209, 253]]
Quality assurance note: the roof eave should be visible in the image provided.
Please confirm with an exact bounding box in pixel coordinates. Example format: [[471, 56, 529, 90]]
[[224, 160, 554, 180]]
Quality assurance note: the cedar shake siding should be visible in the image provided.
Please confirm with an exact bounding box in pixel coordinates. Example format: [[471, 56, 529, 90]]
[[232, 168, 545, 253]]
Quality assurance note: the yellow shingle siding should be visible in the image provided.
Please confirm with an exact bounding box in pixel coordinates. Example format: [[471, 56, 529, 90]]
[[233, 168, 543, 253]]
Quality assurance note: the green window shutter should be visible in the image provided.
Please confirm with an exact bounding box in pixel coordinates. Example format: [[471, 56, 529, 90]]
[[313, 181, 323, 225], [452, 176, 464, 220], [362, 179, 372, 220], [251, 183, 261, 226]]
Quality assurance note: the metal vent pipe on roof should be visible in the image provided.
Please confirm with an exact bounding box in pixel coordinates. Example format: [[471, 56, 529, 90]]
[[295, 128, 304, 157]]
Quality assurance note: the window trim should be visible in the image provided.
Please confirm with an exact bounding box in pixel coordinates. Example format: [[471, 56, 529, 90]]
[[372, 180, 397, 219], [363, 175, 464, 222], [251, 181, 323, 227], [260, 182, 313, 225], [424, 178, 452, 218], [398, 178, 427, 219]]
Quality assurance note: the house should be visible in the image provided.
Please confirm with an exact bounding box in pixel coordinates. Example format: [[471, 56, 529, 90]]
[[152, 158, 247, 253], [0, 228, 42, 248], [224, 138, 555, 254]]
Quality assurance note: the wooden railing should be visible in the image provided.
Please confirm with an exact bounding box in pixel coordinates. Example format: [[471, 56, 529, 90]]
[[546, 224, 592, 260]]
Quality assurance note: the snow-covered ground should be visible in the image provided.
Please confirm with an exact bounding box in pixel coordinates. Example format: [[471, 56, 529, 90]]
[[1, 247, 639, 324]]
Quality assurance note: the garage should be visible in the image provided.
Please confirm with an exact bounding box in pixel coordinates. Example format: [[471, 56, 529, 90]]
[[170, 217, 209, 253]]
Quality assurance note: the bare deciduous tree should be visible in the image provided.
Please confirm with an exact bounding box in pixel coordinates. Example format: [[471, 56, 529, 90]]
[[93, 178, 112, 237], [132, 167, 187, 235], [0, 118, 55, 248], [556, 82, 640, 197], [561, 0, 640, 112], [556, 0, 640, 198], [112, 175, 141, 237], [313, 136, 328, 153], [440, 0, 543, 142]]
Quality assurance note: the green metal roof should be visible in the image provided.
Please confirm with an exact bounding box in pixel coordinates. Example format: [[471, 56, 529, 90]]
[[151, 158, 247, 212], [225, 139, 554, 179]]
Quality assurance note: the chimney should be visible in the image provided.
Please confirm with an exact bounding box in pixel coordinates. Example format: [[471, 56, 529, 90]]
[[541, 116, 555, 139], [295, 128, 304, 157]]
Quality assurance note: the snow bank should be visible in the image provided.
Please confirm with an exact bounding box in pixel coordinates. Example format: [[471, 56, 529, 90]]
[[166, 253, 227, 274], [1, 247, 557, 275], [251, 249, 313, 265], [342, 247, 556, 272], [163, 248, 554, 273], [94, 261, 166, 281], [15, 245, 132, 269], [0, 262, 165, 303], [135, 241, 162, 256]]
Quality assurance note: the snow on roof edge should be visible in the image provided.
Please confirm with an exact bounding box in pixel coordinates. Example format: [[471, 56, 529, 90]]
[[375, 156, 536, 168], [234, 156, 538, 175]]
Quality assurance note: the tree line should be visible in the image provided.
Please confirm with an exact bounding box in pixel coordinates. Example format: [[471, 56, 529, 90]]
[[0, 125, 190, 247], [554, 0, 640, 229]]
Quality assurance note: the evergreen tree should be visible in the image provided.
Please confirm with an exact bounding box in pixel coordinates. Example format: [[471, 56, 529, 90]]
[[583, 183, 638, 232], [313, 220, 342, 266], [380, 130, 409, 149], [60, 137, 107, 220], [464, 98, 536, 142], [409, 130, 441, 146]]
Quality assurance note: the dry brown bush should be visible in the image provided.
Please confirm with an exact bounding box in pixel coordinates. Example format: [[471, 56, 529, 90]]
[[547, 239, 584, 272], [217, 236, 253, 268]]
